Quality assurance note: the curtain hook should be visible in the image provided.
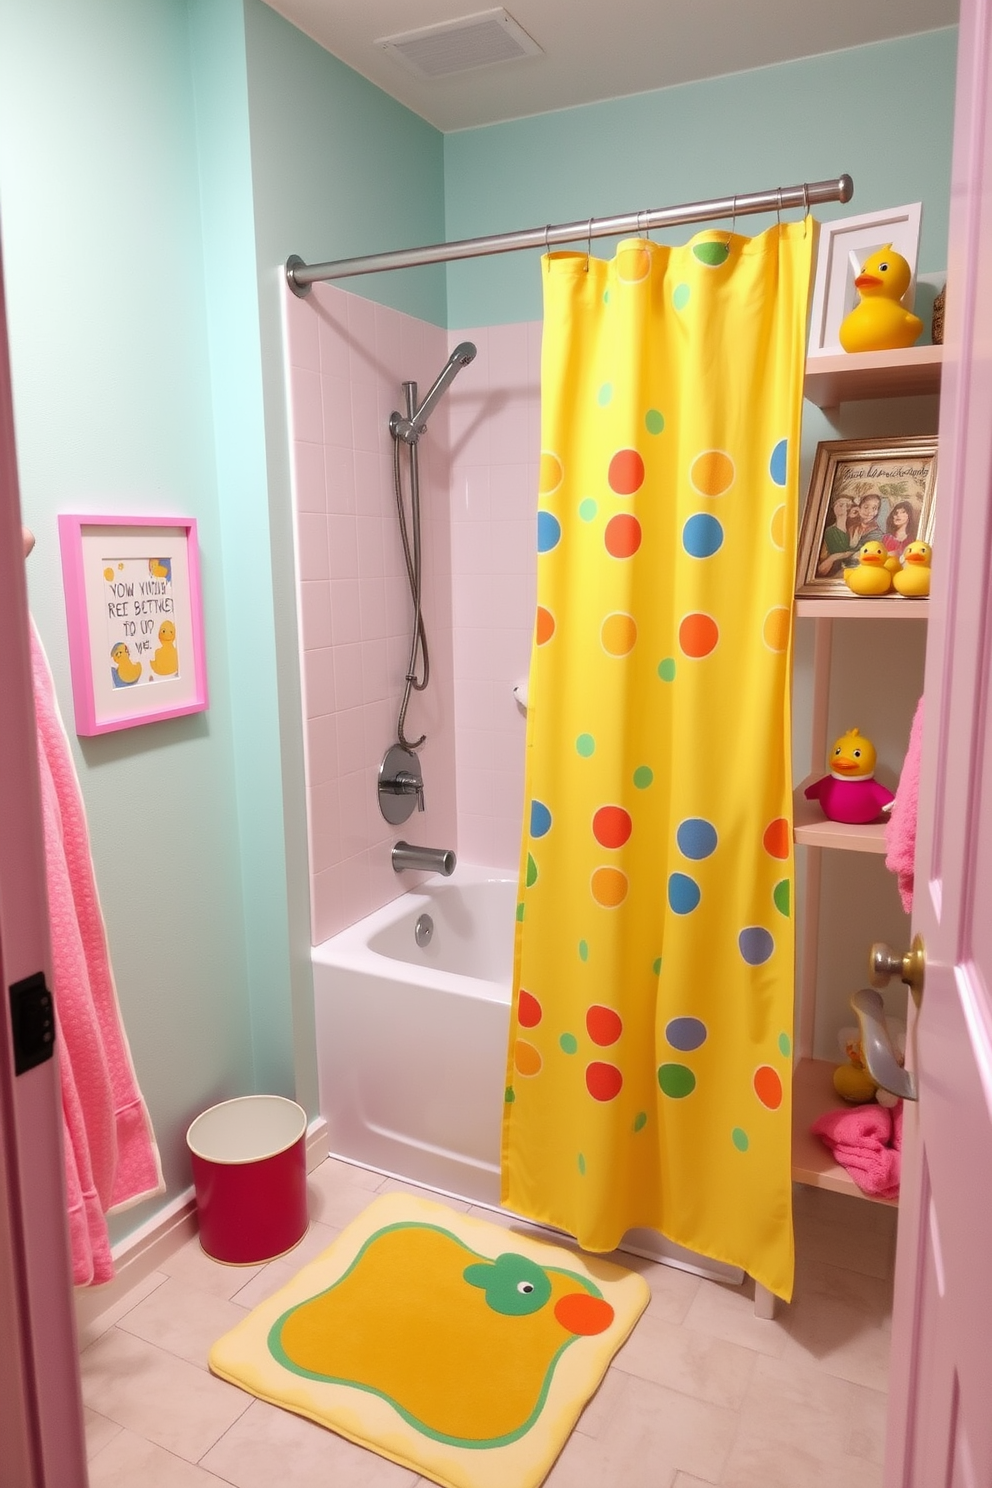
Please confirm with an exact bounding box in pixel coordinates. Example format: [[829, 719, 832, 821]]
[[802, 182, 810, 235], [776, 188, 783, 228], [726, 195, 737, 246], [586, 216, 593, 271]]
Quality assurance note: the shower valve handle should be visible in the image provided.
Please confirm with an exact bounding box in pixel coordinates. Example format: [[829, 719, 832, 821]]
[[383, 770, 425, 810]]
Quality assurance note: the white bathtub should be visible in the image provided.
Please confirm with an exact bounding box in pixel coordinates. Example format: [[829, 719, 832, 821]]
[[312, 864, 742, 1283], [312, 866, 515, 1205]]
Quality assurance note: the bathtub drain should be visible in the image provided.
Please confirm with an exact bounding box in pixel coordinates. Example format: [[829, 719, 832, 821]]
[[415, 913, 434, 948]]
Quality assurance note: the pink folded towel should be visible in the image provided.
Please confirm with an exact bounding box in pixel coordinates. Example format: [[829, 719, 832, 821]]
[[811, 1101, 902, 1199], [886, 696, 924, 913], [31, 621, 163, 1286]]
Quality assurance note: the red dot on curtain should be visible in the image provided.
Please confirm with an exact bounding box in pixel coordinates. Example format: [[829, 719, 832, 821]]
[[608, 449, 644, 495], [586, 1005, 623, 1046], [586, 1061, 623, 1100], [592, 805, 632, 849], [605, 513, 642, 558], [678, 613, 719, 658], [762, 818, 790, 859], [518, 989, 543, 1027]]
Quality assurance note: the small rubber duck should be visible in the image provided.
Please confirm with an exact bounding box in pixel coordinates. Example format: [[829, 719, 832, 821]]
[[805, 727, 895, 824], [843, 540, 893, 596], [150, 620, 179, 677], [110, 641, 142, 686], [839, 246, 923, 353], [892, 539, 932, 597]]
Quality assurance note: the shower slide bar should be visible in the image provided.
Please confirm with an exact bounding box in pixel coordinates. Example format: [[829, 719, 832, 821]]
[[286, 174, 852, 297]]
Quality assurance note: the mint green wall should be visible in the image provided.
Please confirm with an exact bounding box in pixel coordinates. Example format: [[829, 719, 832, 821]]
[[444, 30, 958, 328], [242, 0, 446, 325], [0, 0, 258, 1231], [187, 0, 303, 1110]]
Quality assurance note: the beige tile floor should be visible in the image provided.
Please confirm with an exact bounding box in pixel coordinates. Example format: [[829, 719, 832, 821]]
[[78, 1158, 896, 1488]]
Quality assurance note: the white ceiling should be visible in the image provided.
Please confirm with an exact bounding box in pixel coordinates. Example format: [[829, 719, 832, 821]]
[[264, 0, 958, 132]]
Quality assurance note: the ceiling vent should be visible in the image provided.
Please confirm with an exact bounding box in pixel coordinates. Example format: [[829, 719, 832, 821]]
[[377, 8, 543, 79]]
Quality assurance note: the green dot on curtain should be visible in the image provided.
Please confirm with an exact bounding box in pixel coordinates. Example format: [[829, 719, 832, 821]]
[[526, 853, 538, 887], [516, 902, 525, 922], [652, 956, 662, 976], [505, 1087, 515, 1104], [578, 940, 589, 962], [560, 1032, 578, 1054], [597, 383, 613, 406], [732, 1127, 749, 1152], [633, 1112, 648, 1133], [778, 1032, 792, 1058], [577, 1153, 586, 1176], [578, 497, 598, 522], [603, 290, 610, 304], [773, 879, 791, 916], [658, 1063, 696, 1099], [633, 765, 654, 789], [693, 240, 731, 267], [657, 658, 677, 682], [673, 283, 691, 310], [576, 733, 596, 757], [645, 409, 665, 435]]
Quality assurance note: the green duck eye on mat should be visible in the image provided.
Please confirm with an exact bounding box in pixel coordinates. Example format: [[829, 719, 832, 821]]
[[209, 1192, 649, 1488]]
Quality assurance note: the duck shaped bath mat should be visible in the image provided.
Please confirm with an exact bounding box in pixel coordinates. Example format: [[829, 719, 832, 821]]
[[208, 1191, 649, 1488]]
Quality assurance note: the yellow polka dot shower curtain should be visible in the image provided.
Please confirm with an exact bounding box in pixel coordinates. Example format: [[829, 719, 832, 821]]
[[501, 222, 814, 1301]]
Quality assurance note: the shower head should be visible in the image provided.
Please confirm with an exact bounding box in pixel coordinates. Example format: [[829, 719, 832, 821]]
[[390, 342, 477, 445]]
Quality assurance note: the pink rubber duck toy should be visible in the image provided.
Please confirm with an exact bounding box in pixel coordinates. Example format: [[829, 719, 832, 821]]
[[805, 728, 895, 825]]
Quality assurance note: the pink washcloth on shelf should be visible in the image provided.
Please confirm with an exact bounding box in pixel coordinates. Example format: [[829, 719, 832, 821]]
[[811, 1101, 902, 1200], [886, 696, 924, 913], [30, 620, 163, 1286]]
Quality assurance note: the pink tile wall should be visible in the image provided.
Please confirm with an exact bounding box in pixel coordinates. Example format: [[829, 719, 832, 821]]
[[283, 284, 458, 944], [448, 321, 542, 869]]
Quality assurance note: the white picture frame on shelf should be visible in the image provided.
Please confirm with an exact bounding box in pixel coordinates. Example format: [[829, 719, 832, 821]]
[[807, 203, 923, 357]]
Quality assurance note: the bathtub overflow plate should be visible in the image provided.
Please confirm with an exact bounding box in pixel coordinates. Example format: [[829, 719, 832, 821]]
[[415, 914, 434, 949]]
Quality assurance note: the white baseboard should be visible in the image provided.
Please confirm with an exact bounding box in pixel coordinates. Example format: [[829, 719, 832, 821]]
[[74, 1114, 330, 1337]]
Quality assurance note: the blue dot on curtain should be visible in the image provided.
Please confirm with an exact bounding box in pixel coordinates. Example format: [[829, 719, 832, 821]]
[[682, 513, 724, 559], [537, 511, 562, 553], [739, 926, 774, 965], [668, 873, 701, 914], [530, 801, 552, 838], [769, 438, 788, 487], [676, 818, 718, 859]]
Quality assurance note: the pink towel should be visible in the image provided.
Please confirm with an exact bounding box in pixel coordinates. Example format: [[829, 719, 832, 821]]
[[886, 696, 924, 913], [811, 1101, 902, 1199], [31, 622, 163, 1286]]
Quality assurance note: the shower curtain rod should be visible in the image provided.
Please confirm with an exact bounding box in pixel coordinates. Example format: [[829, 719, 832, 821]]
[[286, 173, 852, 297]]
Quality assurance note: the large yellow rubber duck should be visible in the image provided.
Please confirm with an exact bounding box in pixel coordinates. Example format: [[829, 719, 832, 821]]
[[843, 540, 893, 596], [150, 620, 179, 676], [892, 539, 932, 597], [266, 1222, 614, 1446], [110, 641, 142, 686], [839, 246, 923, 353]]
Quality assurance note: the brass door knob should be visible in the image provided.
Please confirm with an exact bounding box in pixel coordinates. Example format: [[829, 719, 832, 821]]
[[869, 934, 926, 1006]]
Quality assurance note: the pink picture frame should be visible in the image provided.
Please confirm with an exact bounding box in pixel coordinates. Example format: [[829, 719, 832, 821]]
[[57, 514, 208, 736]]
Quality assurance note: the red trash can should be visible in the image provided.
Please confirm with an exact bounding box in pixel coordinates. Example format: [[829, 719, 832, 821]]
[[186, 1095, 309, 1265]]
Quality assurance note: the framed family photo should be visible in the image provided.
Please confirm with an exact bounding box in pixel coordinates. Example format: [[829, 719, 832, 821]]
[[58, 514, 208, 735], [796, 436, 938, 597]]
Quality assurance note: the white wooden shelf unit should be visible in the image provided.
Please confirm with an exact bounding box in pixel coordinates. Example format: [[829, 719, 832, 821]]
[[791, 344, 938, 1207]]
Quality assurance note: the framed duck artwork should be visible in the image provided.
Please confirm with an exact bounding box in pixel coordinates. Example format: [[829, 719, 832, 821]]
[[58, 514, 208, 735], [795, 436, 938, 598]]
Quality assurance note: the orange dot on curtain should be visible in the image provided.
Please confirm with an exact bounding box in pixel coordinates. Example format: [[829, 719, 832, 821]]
[[690, 450, 734, 497], [540, 452, 564, 495], [536, 606, 556, 644], [591, 867, 628, 907], [763, 818, 790, 859]]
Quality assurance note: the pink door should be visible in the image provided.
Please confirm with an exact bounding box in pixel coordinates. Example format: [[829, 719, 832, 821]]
[[885, 2, 992, 1482], [0, 235, 88, 1480]]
